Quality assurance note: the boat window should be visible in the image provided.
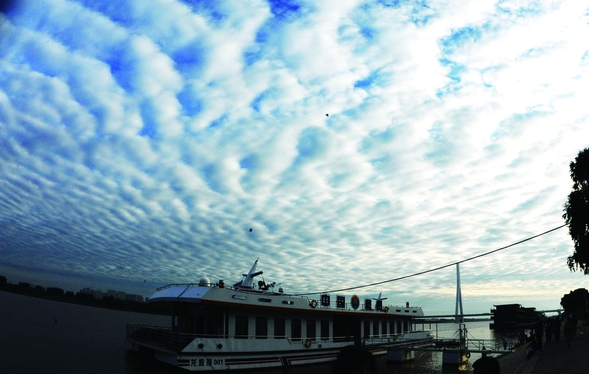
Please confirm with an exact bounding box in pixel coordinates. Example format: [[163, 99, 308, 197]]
[[306, 319, 316, 341], [404, 320, 409, 332], [373, 321, 379, 337], [235, 315, 249, 339], [396, 321, 402, 334], [274, 318, 285, 339], [213, 309, 226, 338], [382, 321, 388, 336], [363, 321, 370, 338], [291, 319, 301, 341], [255, 317, 268, 339], [333, 315, 354, 343], [321, 319, 329, 340]]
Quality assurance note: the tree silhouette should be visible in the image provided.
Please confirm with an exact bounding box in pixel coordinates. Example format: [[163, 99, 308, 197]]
[[560, 288, 589, 316], [563, 147, 589, 273]]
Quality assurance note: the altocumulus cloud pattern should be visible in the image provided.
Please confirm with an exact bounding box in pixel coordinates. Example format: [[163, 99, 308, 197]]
[[1, 0, 589, 314]]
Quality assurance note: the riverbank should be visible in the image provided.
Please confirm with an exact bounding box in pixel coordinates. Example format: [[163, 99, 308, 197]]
[[497, 319, 588, 374]]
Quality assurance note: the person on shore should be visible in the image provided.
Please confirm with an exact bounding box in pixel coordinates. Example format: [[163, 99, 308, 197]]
[[552, 316, 561, 343], [544, 320, 552, 344], [517, 330, 524, 346], [526, 335, 539, 359], [333, 345, 376, 374], [563, 315, 576, 347], [534, 321, 543, 351], [473, 355, 500, 374]]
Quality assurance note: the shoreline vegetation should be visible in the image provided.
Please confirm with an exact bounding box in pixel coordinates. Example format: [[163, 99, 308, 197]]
[[0, 274, 168, 315]]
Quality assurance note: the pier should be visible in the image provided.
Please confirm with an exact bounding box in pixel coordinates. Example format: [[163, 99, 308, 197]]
[[388, 266, 513, 365], [389, 264, 567, 368], [388, 323, 513, 365]]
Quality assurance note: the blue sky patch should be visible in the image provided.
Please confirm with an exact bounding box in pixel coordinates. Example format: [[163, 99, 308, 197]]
[[439, 58, 465, 83], [376, 0, 404, 8], [441, 26, 482, 53], [360, 27, 375, 40], [138, 102, 158, 139], [354, 71, 380, 89], [268, 0, 302, 20], [208, 114, 227, 129], [177, 88, 202, 117]]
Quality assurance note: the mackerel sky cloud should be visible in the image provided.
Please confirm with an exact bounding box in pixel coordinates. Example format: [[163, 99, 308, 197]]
[[1, 0, 589, 315]]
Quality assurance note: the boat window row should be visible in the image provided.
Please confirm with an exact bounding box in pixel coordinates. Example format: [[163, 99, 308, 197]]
[[235, 315, 410, 341], [363, 320, 410, 338], [236, 316, 330, 340], [173, 305, 411, 341]]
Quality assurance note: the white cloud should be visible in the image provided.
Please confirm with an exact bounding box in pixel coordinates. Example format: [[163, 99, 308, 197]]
[[0, 0, 588, 315]]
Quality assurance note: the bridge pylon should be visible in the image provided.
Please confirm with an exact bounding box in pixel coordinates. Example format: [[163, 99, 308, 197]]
[[455, 263, 464, 323]]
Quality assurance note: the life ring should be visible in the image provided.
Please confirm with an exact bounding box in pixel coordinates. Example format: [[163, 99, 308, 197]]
[[304, 338, 312, 348], [384, 306, 389, 313], [465, 351, 471, 358], [310, 299, 318, 308]]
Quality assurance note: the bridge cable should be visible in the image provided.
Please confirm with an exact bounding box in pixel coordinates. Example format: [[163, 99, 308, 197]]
[[293, 224, 567, 296]]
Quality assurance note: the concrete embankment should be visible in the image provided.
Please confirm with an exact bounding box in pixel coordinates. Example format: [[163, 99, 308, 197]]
[[497, 319, 588, 374]]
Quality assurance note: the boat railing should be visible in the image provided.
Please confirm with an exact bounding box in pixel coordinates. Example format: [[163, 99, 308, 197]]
[[126, 324, 202, 352], [155, 283, 194, 291], [466, 338, 513, 352]]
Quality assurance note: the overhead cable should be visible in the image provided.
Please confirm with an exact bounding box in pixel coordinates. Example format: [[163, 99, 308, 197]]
[[294, 224, 567, 296]]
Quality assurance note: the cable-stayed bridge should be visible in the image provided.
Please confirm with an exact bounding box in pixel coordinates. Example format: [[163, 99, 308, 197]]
[[414, 263, 562, 323]]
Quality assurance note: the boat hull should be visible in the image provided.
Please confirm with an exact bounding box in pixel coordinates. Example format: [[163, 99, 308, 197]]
[[126, 329, 432, 371]]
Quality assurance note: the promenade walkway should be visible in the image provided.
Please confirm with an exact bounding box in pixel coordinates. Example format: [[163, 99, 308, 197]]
[[497, 319, 588, 374]]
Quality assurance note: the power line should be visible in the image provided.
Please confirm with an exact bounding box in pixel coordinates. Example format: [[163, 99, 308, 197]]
[[294, 224, 567, 296]]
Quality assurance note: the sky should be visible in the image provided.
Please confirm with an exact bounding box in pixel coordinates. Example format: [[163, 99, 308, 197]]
[[1, 0, 588, 316]]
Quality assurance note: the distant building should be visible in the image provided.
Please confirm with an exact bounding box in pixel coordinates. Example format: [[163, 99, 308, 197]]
[[93, 290, 106, 299], [126, 294, 144, 303], [79, 287, 144, 302], [490, 303, 541, 329], [79, 287, 105, 300]]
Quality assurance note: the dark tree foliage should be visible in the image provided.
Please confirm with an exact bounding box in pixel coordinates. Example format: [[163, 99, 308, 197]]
[[560, 288, 589, 315], [563, 147, 589, 274]]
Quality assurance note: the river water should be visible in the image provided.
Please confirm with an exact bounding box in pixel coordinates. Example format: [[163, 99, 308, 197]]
[[0, 291, 509, 374]]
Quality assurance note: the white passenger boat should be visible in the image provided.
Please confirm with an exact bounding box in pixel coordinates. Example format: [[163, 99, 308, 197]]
[[126, 259, 432, 371]]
